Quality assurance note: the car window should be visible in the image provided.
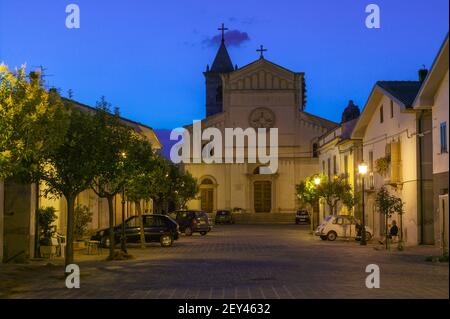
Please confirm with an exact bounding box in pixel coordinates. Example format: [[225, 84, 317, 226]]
[[180, 212, 192, 219], [336, 218, 344, 225], [154, 216, 164, 226], [342, 218, 352, 225], [143, 216, 154, 227], [196, 211, 208, 219], [126, 217, 139, 228], [166, 215, 176, 224]]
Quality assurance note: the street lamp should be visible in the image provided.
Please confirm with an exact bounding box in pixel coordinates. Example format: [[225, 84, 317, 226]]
[[358, 162, 368, 246], [314, 176, 321, 186]]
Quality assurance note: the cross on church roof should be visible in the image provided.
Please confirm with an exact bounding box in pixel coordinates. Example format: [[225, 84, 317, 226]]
[[218, 23, 228, 43], [257, 45, 267, 59]]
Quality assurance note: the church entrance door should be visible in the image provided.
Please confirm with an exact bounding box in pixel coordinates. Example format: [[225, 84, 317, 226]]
[[200, 188, 214, 214], [254, 181, 272, 213]]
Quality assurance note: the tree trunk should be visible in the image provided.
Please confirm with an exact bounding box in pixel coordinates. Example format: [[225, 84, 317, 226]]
[[65, 195, 75, 269], [107, 195, 115, 259], [135, 201, 146, 249], [328, 203, 336, 216]]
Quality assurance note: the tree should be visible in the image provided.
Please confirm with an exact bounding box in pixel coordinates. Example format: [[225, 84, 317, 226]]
[[316, 175, 355, 215], [89, 97, 141, 258], [173, 170, 198, 210], [74, 204, 93, 241], [144, 156, 172, 214], [123, 136, 156, 249], [296, 175, 320, 232], [296, 174, 355, 232], [37, 206, 57, 246], [375, 186, 405, 250], [0, 64, 68, 180], [38, 106, 99, 268]]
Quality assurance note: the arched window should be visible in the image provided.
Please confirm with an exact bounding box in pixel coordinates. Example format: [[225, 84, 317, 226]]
[[201, 178, 214, 185]]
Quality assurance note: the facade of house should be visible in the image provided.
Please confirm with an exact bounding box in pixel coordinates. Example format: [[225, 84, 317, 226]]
[[0, 99, 161, 263], [413, 35, 449, 251], [317, 101, 362, 222], [351, 80, 434, 245]]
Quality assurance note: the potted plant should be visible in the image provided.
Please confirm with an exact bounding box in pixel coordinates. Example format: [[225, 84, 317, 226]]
[[375, 155, 391, 179], [73, 204, 93, 249], [38, 207, 57, 258]]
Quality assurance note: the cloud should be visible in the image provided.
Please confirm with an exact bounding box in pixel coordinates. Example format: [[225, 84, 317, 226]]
[[203, 29, 250, 47]]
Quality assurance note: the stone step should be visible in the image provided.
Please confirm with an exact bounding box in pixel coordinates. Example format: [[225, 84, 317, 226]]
[[232, 213, 296, 224]]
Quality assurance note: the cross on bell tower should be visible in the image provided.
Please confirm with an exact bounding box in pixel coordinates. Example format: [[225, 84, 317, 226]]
[[218, 23, 228, 43], [204, 23, 234, 117], [257, 45, 267, 59]]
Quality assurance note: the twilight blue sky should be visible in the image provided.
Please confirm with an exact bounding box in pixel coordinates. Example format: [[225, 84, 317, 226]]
[[0, 0, 448, 131]]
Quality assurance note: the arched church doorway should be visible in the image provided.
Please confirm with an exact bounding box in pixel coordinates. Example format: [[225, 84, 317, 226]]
[[252, 166, 273, 213], [253, 181, 272, 213], [200, 177, 215, 214]]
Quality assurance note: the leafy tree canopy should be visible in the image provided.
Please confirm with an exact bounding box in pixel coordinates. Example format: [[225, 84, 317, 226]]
[[0, 64, 68, 180]]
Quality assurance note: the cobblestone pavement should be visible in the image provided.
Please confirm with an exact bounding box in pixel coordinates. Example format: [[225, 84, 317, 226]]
[[0, 225, 448, 299]]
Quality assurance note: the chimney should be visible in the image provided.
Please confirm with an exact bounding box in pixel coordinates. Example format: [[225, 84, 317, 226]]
[[418, 65, 428, 82]]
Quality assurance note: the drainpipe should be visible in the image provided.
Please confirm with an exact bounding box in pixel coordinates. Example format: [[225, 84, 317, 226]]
[[418, 112, 424, 245]]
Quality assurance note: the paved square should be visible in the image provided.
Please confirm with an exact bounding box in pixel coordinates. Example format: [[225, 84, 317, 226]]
[[0, 225, 448, 299]]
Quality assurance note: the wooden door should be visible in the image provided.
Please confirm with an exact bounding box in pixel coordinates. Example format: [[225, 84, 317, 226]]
[[254, 181, 271, 213], [201, 189, 214, 214]]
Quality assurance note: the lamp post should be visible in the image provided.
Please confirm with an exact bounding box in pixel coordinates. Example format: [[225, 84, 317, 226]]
[[120, 152, 127, 254], [358, 162, 368, 246]]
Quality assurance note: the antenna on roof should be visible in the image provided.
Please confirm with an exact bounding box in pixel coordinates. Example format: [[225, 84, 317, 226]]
[[30, 65, 54, 88]]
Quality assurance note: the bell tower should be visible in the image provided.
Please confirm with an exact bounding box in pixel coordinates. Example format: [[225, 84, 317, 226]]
[[204, 23, 234, 117]]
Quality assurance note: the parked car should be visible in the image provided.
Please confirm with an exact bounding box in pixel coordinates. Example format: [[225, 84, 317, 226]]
[[315, 215, 373, 241], [215, 210, 234, 224], [175, 210, 210, 236], [295, 210, 310, 224], [91, 214, 179, 247]]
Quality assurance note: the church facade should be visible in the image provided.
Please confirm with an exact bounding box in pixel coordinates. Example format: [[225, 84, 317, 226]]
[[183, 34, 337, 216]]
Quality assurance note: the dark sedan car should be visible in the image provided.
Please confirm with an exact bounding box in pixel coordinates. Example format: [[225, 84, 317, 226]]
[[175, 210, 210, 236], [295, 210, 311, 224], [215, 210, 234, 224], [91, 214, 179, 247]]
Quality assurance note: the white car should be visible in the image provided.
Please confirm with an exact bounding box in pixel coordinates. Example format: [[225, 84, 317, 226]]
[[315, 215, 373, 241]]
